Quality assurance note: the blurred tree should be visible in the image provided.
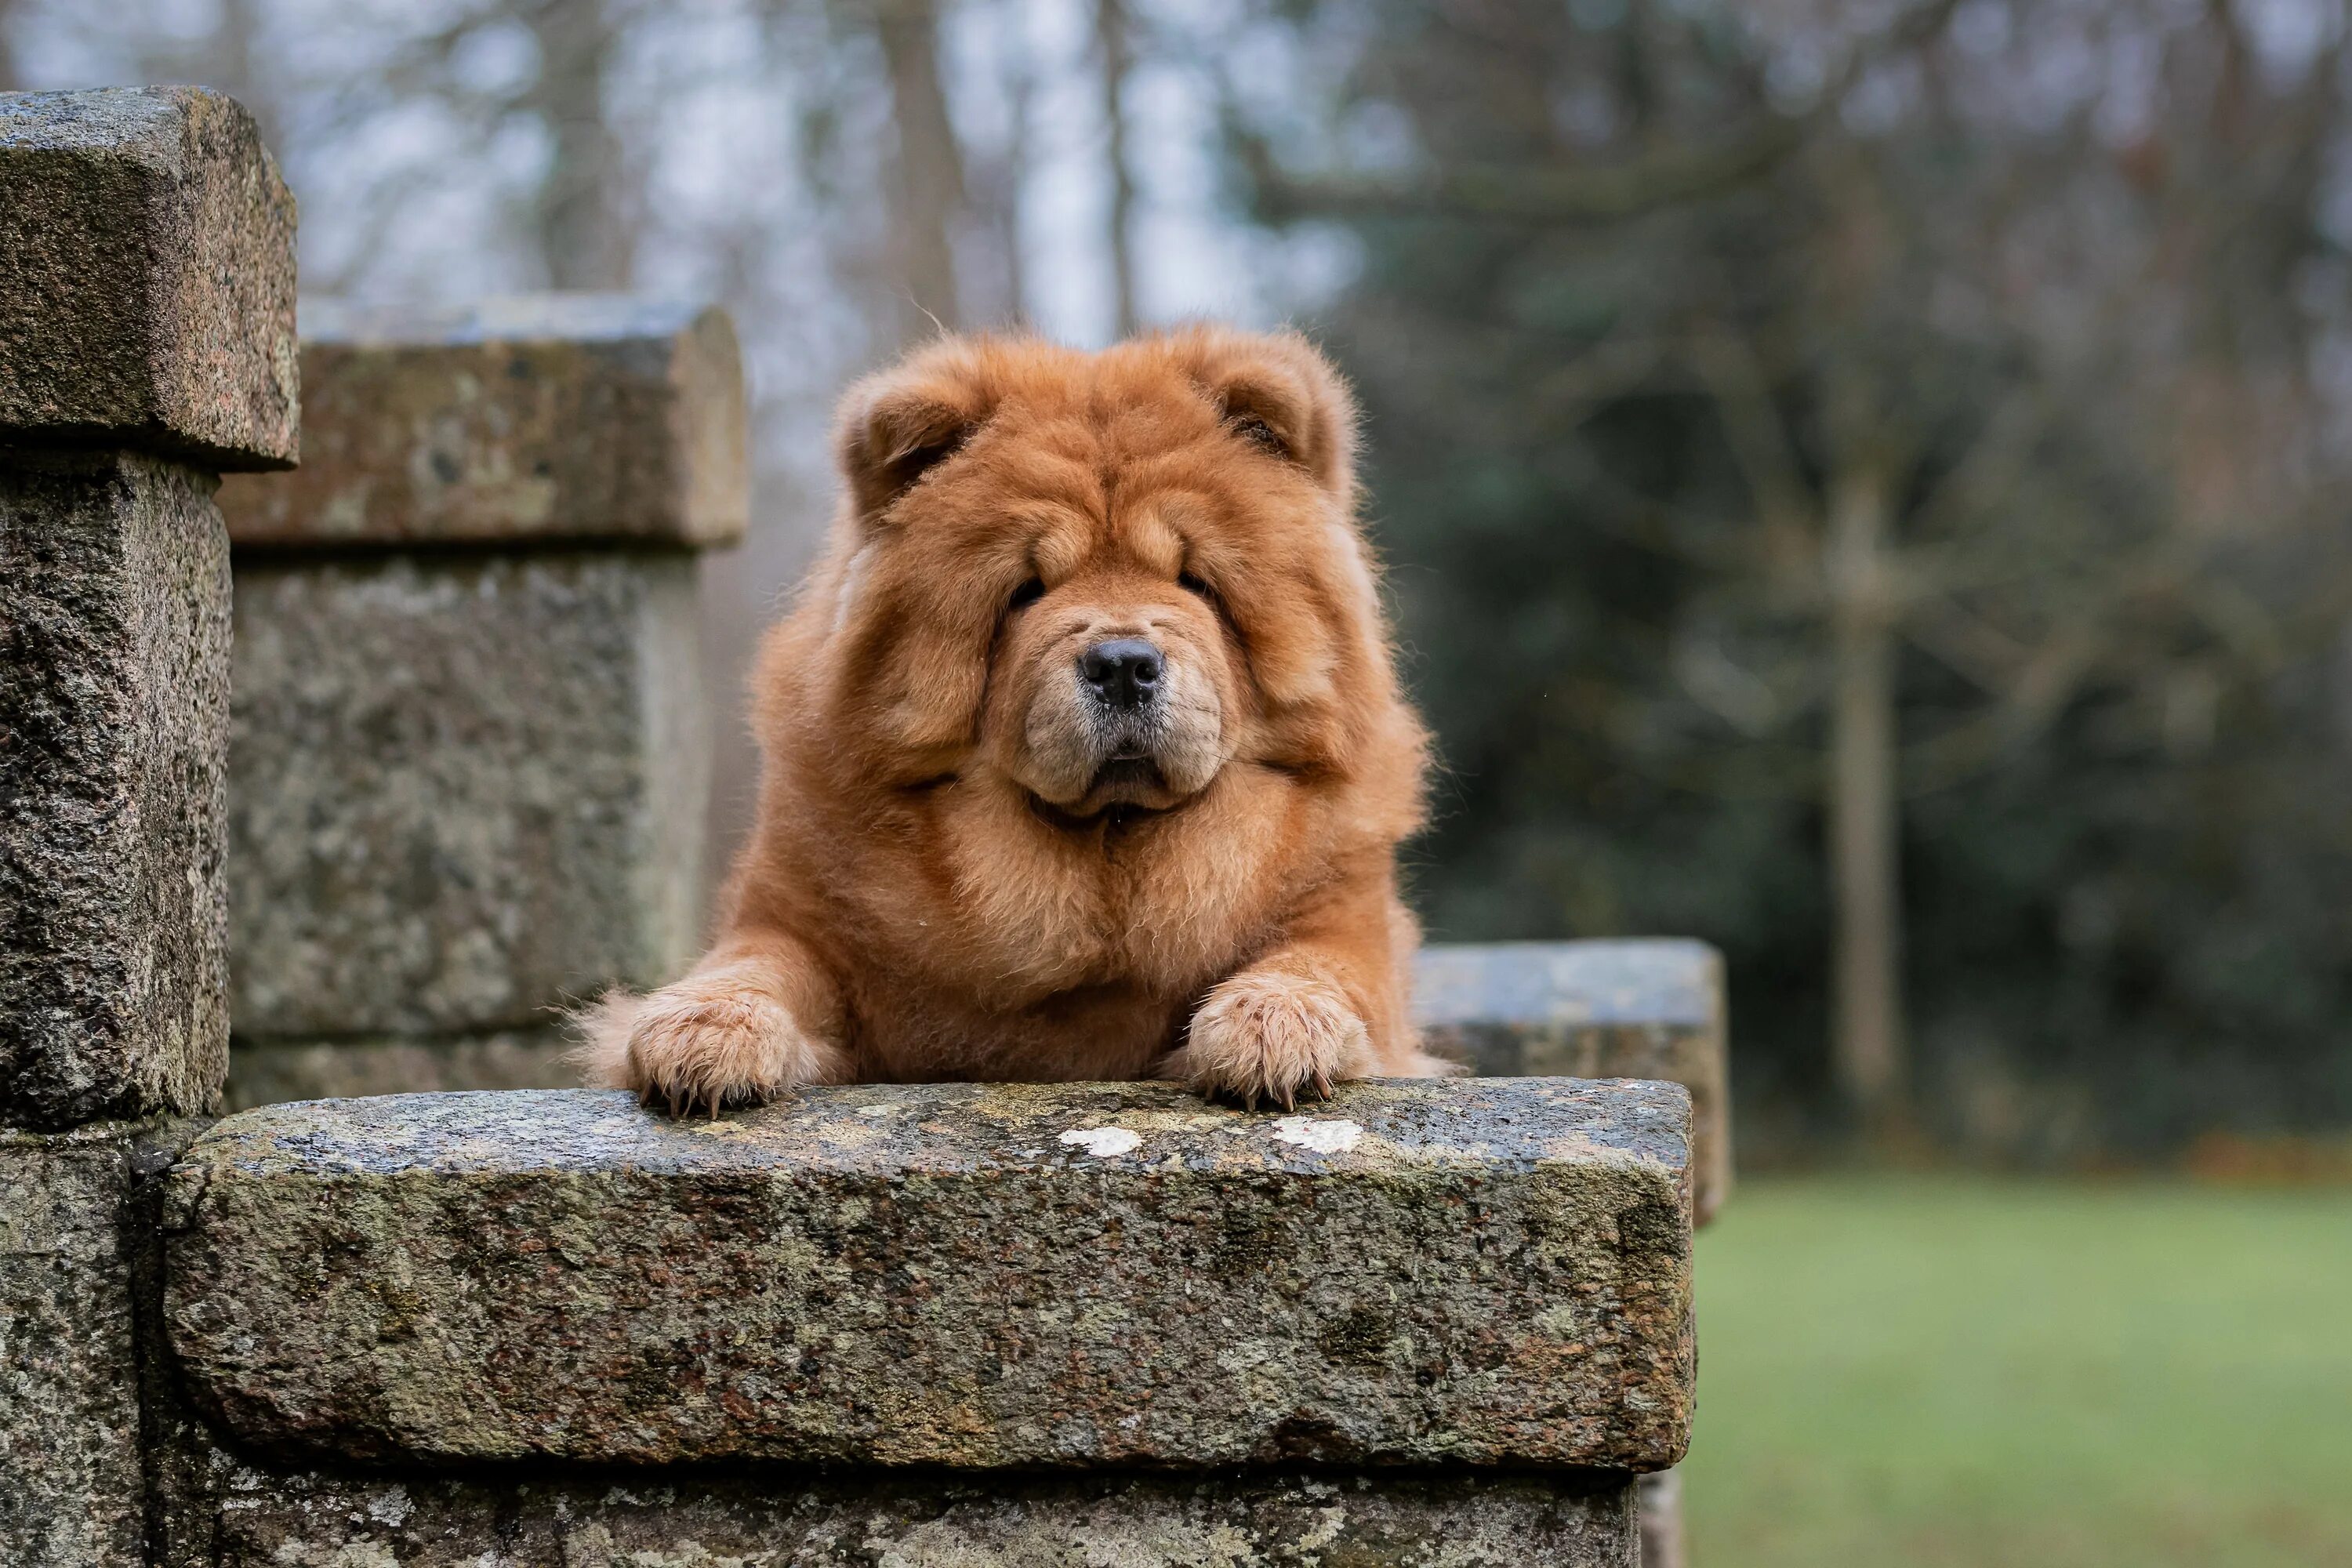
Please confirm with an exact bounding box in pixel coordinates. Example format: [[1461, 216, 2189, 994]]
[[1096, 0, 1138, 336], [520, 0, 632, 288], [967, 9, 1033, 327], [869, 0, 967, 337], [1236, 0, 2352, 1155]]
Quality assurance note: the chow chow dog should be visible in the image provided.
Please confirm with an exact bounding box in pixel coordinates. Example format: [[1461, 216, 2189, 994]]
[[583, 326, 1448, 1112]]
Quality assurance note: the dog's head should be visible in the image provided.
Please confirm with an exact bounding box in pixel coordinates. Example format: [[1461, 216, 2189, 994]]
[[810, 327, 1401, 824]]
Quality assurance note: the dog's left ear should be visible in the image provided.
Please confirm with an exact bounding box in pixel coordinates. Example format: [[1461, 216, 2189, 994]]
[[836, 340, 999, 522], [1182, 328, 1361, 503]]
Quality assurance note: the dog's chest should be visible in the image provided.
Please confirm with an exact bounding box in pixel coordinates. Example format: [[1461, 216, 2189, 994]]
[[853, 975, 1184, 1084]]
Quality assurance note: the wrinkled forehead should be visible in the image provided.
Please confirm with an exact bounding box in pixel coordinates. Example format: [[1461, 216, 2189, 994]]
[[990, 353, 1224, 471], [954, 377, 1240, 575]]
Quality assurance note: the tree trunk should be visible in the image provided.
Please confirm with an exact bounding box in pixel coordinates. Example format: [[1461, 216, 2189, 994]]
[[523, 0, 630, 289], [203, 0, 267, 135], [1825, 456, 1908, 1136], [1094, 0, 1138, 339], [1000, 60, 1031, 327], [875, 0, 964, 341]]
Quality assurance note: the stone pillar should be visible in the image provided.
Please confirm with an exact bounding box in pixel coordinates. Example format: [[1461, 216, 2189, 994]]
[[0, 85, 296, 1568], [1414, 938, 1733, 1566], [212, 296, 746, 1106]]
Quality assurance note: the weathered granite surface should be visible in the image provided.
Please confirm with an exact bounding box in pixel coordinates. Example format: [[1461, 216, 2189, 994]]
[[0, 88, 297, 468], [216, 296, 744, 546], [223, 1025, 574, 1110], [165, 1080, 1694, 1472], [1417, 940, 1730, 1224], [1, 453, 230, 1129], [183, 1461, 1637, 1568], [2, 1122, 153, 1567], [227, 550, 707, 1038]]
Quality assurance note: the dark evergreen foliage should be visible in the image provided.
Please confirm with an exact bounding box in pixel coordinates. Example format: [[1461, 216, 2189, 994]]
[[1244, 0, 2352, 1158]]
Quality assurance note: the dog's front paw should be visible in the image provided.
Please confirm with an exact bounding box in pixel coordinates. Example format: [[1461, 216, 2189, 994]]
[[1174, 969, 1369, 1110], [616, 978, 829, 1116]]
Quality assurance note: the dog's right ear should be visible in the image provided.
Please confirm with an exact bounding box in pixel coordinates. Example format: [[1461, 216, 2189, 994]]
[[836, 343, 997, 522]]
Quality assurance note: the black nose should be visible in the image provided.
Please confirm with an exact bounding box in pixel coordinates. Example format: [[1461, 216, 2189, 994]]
[[1078, 637, 1163, 710]]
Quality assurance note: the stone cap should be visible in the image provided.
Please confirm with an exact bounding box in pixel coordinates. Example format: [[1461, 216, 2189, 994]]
[[1415, 940, 1730, 1224], [0, 88, 298, 470], [216, 296, 746, 548], [165, 1080, 1694, 1472]]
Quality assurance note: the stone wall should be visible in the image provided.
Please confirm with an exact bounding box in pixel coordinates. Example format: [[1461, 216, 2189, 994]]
[[0, 85, 295, 1568], [154, 1078, 1692, 1566], [214, 296, 746, 1106], [186, 1464, 1642, 1568]]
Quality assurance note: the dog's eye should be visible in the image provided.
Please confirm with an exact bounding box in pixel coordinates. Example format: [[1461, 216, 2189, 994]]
[[1178, 571, 1214, 599], [1229, 416, 1287, 457], [1007, 576, 1046, 612]]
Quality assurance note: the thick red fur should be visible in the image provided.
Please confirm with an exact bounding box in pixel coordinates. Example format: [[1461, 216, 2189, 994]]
[[579, 326, 1450, 1112]]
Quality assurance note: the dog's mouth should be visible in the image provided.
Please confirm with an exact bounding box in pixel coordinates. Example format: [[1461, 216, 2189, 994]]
[[1095, 753, 1160, 788], [1026, 753, 1199, 830]]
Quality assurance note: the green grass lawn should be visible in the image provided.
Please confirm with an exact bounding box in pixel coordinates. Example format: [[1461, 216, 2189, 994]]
[[1682, 1177, 2352, 1567]]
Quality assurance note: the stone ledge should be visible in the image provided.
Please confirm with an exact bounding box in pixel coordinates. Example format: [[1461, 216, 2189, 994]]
[[165, 1080, 1693, 1473], [216, 296, 746, 548], [0, 88, 297, 469], [187, 1462, 1637, 1568], [1417, 940, 1730, 1223]]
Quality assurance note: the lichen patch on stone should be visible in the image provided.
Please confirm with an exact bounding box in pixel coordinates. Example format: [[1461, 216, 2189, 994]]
[[1057, 1126, 1142, 1159], [1270, 1116, 1364, 1154]]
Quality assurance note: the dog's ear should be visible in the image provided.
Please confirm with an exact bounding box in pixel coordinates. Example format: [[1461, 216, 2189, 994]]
[[1181, 328, 1361, 503], [836, 343, 998, 521]]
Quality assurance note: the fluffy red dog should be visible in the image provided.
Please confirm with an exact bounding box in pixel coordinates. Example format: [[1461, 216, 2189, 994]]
[[584, 326, 1446, 1111]]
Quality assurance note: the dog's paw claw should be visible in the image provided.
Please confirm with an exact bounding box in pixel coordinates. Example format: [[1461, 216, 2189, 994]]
[[621, 984, 822, 1117], [1178, 970, 1367, 1111]]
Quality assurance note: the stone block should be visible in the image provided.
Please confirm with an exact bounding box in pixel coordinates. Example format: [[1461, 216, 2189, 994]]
[[216, 296, 744, 546], [0, 88, 297, 469], [1, 1123, 146, 1568], [1417, 939, 1730, 1223], [222, 1027, 574, 1111], [1, 454, 230, 1129], [227, 550, 707, 1038], [165, 1080, 1694, 1472], [187, 1462, 1637, 1568]]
